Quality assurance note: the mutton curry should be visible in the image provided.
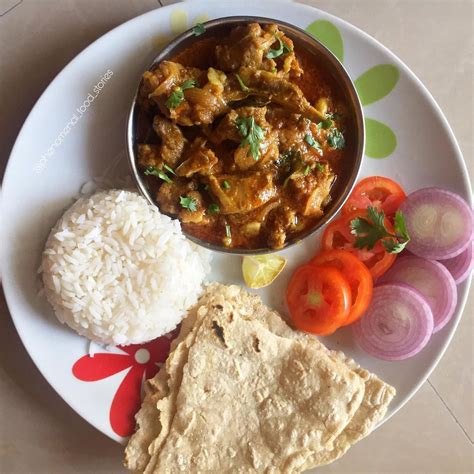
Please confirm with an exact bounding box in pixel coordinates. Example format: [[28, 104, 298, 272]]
[[135, 22, 353, 250]]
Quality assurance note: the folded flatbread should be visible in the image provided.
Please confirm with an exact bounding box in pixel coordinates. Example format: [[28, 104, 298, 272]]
[[125, 283, 395, 473]]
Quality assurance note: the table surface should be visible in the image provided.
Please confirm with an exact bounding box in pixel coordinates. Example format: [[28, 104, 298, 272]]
[[0, 0, 472, 472]]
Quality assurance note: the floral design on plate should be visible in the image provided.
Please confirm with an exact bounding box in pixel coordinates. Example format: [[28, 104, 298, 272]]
[[306, 20, 399, 158], [72, 333, 176, 436]]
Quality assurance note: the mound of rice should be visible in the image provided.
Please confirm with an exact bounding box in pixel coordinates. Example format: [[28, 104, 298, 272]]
[[41, 190, 210, 345]]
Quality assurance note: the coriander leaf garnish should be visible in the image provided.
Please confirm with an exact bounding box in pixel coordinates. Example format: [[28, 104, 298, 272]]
[[303, 165, 311, 176], [166, 79, 197, 109], [316, 162, 325, 172], [394, 210, 410, 241], [163, 164, 176, 175], [192, 23, 206, 36], [166, 89, 184, 109], [179, 195, 198, 212], [266, 36, 293, 59], [383, 210, 411, 253], [326, 112, 341, 120], [208, 203, 220, 214], [350, 207, 410, 254], [235, 74, 250, 92], [304, 134, 321, 151], [317, 119, 333, 129], [222, 180, 231, 190], [235, 116, 265, 160], [144, 166, 173, 184], [181, 79, 197, 89], [327, 128, 345, 149]]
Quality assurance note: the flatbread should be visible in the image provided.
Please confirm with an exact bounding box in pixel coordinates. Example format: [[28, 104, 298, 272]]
[[125, 283, 395, 473], [143, 289, 366, 473], [125, 287, 225, 471]]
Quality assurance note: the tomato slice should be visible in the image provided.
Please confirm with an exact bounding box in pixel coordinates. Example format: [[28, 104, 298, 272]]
[[322, 210, 396, 279], [309, 249, 373, 325], [286, 264, 351, 336], [342, 176, 406, 217]]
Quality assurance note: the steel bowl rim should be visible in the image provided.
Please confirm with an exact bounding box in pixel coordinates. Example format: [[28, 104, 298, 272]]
[[126, 15, 365, 255]]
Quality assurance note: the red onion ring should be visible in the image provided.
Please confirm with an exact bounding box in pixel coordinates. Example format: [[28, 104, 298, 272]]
[[439, 241, 473, 284], [352, 283, 433, 360], [378, 255, 457, 333], [400, 187, 473, 260]]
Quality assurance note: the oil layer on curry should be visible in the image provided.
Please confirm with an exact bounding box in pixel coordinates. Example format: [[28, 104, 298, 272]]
[[135, 22, 352, 250]]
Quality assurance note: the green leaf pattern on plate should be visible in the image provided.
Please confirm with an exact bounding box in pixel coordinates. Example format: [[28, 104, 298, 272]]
[[306, 20, 398, 158], [365, 118, 397, 158], [354, 65, 399, 106], [305, 20, 344, 62]]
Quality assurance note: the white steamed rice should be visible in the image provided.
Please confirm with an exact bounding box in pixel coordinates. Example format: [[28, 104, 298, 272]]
[[41, 190, 210, 345]]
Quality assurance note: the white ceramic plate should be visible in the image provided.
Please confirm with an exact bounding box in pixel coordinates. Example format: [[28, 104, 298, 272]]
[[1, 0, 471, 447]]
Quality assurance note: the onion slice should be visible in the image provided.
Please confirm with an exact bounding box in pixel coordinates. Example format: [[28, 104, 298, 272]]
[[439, 241, 474, 284], [378, 255, 457, 333], [352, 283, 433, 360], [400, 187, 473, 260]]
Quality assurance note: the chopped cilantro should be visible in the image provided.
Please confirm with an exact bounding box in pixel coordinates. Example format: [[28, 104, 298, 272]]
[[266, 36, 293, 59], [316, 162, 325, 172], [317, 119, 333, 129], [179, 195, 198, 212], [144, 166, 173, 184], [163, 164, 176, 175], [327, 128, 345, 149], [235, 74, 250, 92], [235, 116, 265, 160], [222, 180, 231, 190], [208, 203, 220, 214], [303, 165, 311, 176], [304, 134, 321, 151], [166, 79, 197, 109], [192, 23, 206, 36], [326, 112, 341, 120]]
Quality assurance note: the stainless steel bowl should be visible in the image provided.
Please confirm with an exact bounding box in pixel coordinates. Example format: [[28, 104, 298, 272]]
[[126, 16, 365, 255]]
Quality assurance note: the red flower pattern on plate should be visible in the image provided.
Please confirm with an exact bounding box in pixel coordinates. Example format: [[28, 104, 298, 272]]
[[72, 334, 176, 437]]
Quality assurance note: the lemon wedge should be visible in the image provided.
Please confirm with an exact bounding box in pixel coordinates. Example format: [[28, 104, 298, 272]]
[[242, 255, 287, 289]]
